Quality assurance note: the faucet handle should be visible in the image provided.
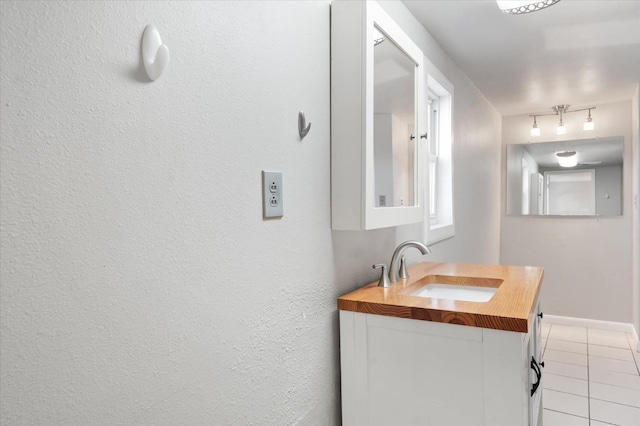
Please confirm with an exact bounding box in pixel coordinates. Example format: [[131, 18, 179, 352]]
[[372, 264, 391, 288], [399, 255, 409, 280]]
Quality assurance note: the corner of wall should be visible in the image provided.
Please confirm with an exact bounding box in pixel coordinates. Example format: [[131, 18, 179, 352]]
[[631, 83, 640, 341]]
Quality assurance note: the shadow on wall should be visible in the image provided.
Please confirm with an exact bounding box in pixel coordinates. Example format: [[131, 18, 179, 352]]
[[331, 227, 397, 292]]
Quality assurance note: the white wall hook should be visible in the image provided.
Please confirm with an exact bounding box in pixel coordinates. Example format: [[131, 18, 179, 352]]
[[142, 25, 169, 81], [298, 111, 311, 139]]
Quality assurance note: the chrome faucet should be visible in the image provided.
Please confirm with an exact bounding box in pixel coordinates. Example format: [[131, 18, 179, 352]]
[[389, 241, 431, 283]]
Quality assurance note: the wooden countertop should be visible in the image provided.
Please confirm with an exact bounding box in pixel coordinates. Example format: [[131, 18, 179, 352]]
[[337, 262, 544, 333]]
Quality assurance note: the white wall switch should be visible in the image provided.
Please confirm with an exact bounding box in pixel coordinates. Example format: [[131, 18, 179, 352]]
[[262, 171, 283, 218]]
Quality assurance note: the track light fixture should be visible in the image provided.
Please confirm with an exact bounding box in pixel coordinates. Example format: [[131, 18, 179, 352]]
[[584, 108, 595, 131], [530, 116, 540, 137], [528, 105, 596, 137], [553, 105, 568, 135]]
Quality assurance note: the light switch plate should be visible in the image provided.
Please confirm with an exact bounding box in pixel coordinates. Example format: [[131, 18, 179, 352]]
[[262, 171, 283, 218]]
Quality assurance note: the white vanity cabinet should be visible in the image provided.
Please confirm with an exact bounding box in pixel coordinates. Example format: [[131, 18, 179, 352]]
[[339, 303, 543, 426], [331, 0, 426, 230]]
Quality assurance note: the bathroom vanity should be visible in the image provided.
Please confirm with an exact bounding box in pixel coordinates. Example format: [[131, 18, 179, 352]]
[[338, 262, 544, 426]]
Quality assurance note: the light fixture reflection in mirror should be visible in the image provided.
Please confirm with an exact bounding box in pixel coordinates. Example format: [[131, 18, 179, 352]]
[[506, 136, 623, 216], [556, 107, 566, 135], [556, 151, 577, 167]]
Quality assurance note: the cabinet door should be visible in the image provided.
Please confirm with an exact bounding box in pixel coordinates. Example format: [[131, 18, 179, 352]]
[[340, 312, 485, 425], [331, 0, 425, 230], [367, 319, 484, 425]]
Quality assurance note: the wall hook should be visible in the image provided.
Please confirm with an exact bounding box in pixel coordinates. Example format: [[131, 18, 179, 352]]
[[142, 25, 169, 81], [298, 111, 311, 139]]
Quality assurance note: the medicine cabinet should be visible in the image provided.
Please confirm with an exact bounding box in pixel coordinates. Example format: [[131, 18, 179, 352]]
[[331, 0, 425, 230]]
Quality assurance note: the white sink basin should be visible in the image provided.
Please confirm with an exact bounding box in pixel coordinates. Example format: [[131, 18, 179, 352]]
[[412, 284, 497, 303]]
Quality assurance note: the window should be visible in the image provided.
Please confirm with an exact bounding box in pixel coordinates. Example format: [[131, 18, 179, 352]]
[[424, 71, 454, 244]]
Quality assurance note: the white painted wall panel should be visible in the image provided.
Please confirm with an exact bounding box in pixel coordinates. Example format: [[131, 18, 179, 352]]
[[0, 0, 504, 423], [0, 1, 344, 424]]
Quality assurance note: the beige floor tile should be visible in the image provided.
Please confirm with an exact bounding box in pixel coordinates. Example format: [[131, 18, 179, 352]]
[[546, 339, 588, 354], [534, 322, 640, 423], [549, 325, 587, 343], [589, 355, 639, 375], [590, 367, 640, 390], [590, 399, 640, 426], [590, 381, 640, 408], [543, 373, 588, 397], [542, 409, 588, 426], [589, 344, 635, 362], [589, 333, 632, 349], [543, 389, 589, 418], [588, 328, 629, 339], [543, 360, 588, 380], [544, 349, 588, 366]]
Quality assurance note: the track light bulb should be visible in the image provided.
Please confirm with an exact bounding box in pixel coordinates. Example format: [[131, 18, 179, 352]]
[[557, 121, 566, 135], [584, 109, 595, 130], [530, 116, 540, 136]]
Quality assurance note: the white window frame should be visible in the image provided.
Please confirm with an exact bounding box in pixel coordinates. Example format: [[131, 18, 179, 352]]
[[424, 66, 454, 244], [428, 91, 439, 225]]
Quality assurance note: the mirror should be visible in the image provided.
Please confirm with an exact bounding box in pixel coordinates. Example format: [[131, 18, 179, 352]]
[[506, 136, 623, 216], [373, 25, 417, 208]]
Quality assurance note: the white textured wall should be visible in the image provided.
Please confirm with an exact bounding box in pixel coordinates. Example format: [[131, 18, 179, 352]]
[[0, 1, 502, 424], [501, 101, 634, 324]]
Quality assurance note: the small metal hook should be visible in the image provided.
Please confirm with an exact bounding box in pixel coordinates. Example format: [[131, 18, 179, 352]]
[[298, 111, 311, 139]]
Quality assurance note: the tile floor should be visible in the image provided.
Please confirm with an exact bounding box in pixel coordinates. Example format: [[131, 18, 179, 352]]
[[541, 323, 640, 425]]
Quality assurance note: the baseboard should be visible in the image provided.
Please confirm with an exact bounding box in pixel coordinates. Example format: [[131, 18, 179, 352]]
[[543, 314, 637, 337]]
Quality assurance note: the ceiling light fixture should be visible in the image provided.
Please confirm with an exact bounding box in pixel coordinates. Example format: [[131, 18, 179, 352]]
[[530, 116, 540, 137], [584, 108, 595, 131], [556, 151, 577, 168], [496, 0, 561, 14], [527, 105, 596, 137], [554, 105, 567, 135]]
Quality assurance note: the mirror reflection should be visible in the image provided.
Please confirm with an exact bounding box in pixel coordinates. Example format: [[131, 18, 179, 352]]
[[506, 137, 623, 216], [373, 25, 417, 208]]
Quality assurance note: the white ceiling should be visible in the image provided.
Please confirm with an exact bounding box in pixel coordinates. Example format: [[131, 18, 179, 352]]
[[402, 0, 640, 116]]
